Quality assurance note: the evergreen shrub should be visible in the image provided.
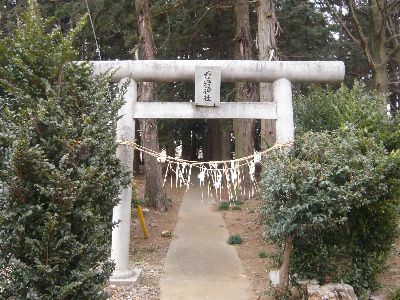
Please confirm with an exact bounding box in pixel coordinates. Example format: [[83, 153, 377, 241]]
[[0, 2, 127, 298], [218, 201, 230, 211], [261, 84, 400, 297]]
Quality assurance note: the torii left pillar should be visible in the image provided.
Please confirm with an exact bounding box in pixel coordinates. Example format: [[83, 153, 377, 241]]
[[110, 78, 142, 284]]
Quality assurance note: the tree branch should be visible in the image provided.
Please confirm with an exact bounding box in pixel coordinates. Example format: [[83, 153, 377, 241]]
[[377, 0, 388, 38], [386, 16, 400, 45], [323, 0, 361, 45], [383, 42, 400, 64], [346, 0, 375, 68], [386, 33, 400, 44], [152, 1, 184, 17], [387, 0, 400, 10]]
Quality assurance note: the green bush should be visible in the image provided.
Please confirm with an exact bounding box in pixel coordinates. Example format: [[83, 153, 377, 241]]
[[231, 205, 242, 210], [262, 82, 400, 297], [389, 287, 400, 300], [0, 2, 126, 299], [227, 234, 243, 245], [262, 128, 399, 295], [218, 201, 230, 211], [258, 251, 269, 258], [294, 82, 400, 152]]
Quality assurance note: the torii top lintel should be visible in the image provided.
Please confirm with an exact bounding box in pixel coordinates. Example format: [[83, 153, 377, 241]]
[[90, 60, 345, 83]]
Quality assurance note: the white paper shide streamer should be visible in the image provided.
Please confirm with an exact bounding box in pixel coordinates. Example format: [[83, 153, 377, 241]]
[[117, 141, 293, 201]]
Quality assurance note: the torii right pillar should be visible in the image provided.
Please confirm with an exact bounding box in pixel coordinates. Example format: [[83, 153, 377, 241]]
[[274, 78, 294, 144]]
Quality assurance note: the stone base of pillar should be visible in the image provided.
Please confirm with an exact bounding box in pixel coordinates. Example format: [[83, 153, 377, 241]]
[[110, 268, 142, 285]]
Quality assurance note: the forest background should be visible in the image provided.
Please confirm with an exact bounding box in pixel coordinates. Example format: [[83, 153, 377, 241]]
[[1, 0, 399, 210]]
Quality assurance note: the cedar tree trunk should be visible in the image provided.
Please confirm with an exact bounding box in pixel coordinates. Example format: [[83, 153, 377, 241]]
[[257, 0, 277, 148], [233, 0, 257, 197], [135, 0, 168, 211]]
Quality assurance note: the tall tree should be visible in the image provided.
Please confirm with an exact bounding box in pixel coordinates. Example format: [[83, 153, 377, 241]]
[[152, 0, 234, 163], [0, 0, 136, 60], [324, 0, 400, 96], [276, 0, 334, 60], [135, 0, 168, 211], [257, 0, 278, 148], [233, 0, 257, 195]]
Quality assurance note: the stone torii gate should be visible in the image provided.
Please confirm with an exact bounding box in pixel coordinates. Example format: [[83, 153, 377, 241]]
[[90, 60, 345, 283]]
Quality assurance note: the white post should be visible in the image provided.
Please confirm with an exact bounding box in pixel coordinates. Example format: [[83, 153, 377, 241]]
[[111, 78, 141, 283], [269, 78, 294, 287], [274, 78, 294, 143]]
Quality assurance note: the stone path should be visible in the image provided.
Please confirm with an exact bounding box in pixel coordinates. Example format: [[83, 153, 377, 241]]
[[160, 187, 254, 300]]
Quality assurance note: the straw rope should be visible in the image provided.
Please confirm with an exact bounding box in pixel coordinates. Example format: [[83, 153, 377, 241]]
[[117, 140, 292, 200], [116, 140, 293, 170]]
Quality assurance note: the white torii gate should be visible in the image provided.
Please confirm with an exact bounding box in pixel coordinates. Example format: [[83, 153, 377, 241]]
[[90, 60, 345, 283]]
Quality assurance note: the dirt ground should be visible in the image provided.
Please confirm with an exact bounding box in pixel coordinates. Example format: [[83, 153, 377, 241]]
[[216, 196, 276, 300], [218, 195, 400, 300], [108, 176, 400, 299], [376, 239, 400, 298]]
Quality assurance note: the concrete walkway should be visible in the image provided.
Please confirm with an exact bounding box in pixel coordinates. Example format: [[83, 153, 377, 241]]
[[160, 187, 254, 300]]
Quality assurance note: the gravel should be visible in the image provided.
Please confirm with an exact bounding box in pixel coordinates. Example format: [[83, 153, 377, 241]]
[[106, 262, 163, 300]]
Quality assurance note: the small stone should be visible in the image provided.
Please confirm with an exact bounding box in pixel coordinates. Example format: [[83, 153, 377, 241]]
[[268, 269, 280, 287], [306, 283, 357, 300], [142, 208, 150, 214], [298, 279, 318, 286], [369, 296, 384, 300], [161, 230, 172, 237]]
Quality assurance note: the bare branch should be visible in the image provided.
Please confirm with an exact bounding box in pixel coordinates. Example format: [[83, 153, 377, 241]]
[[386, 33, 400, 44], [323, 0, 361, 45], [385, 42, 400, 63], [387, 0, 400, 9], [377, 0, 388, 37], [386, 13, 400, 45], [152, 1, 184, 17], [346, 0, 375, 68]]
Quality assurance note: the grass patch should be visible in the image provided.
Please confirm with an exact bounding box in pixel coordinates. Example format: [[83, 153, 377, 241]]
[[218, 201, 230, 211], [231, 205, 242, 210], [389, 287, 400, 300], [218, 200, 243, 211], [230, 200, 243, 206], [227, 234, 243, 245], [258, 251, 269, 258]]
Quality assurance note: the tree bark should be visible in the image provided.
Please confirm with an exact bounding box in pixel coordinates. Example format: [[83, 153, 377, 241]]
[[257, 0, 277, 148], [369, 0, 389, 93], [133, 120, 141, 174], [209, 119, 220, 161], [181, 129, 192, 160], [190, 131, 198, 161], [279, 235, 293, 291], [220, 121, 231, 161], [205, 119, 231, 161], [210, 120, 231, 161], [205, 120, 231, 161], [165, 126, 175, 157], [233, 0, 257, 198], [135, 0, 168, 211]]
